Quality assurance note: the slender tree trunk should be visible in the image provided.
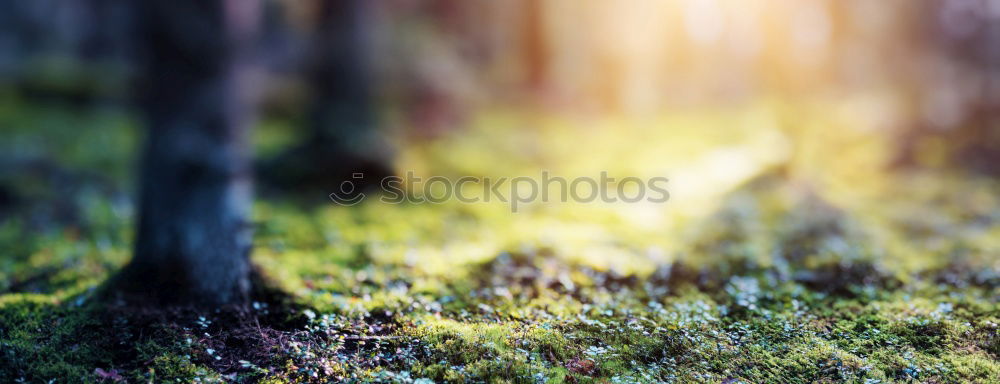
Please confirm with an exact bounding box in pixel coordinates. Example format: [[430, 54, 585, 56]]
[[258, 0, 391, 195], [121, 0, 259, 305], [309, 0, 374, 145], [521, 0, 548, 94]]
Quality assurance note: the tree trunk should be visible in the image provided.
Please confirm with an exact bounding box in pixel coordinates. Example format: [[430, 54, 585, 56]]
[[120, 0, 259, 305], [521, 0, 548, 94], [258, 0, 391, 195], [309, 0, 374, 145]]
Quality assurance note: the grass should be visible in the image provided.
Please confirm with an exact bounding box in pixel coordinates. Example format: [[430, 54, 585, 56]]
[[0, 94, 998, 383]]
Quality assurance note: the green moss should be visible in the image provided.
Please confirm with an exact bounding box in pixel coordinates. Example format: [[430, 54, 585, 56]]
[[0, 291, 218, 383], [2, 101, 1000, 382]]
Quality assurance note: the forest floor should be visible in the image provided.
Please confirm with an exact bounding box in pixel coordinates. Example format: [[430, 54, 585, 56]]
[[1, 95, 998, 383]]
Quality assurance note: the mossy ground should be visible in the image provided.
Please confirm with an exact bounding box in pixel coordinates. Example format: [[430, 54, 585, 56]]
[[1, 94, 998, 383]]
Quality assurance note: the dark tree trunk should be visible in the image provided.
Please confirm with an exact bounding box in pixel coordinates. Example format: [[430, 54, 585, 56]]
[[120, 0, 260, 305], [309, 0, 375, 145], [258, 0, 392, 195]]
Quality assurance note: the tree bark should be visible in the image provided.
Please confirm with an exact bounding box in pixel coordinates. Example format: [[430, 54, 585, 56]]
[[120, 0, 259, 305]]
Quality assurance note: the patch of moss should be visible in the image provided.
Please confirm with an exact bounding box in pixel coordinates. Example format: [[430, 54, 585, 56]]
[[2, 101, 999, 382]]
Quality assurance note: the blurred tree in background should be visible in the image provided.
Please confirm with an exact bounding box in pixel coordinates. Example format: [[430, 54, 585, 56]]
[[899, 0, 1000, 175], [258, 0, 393, 196]]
